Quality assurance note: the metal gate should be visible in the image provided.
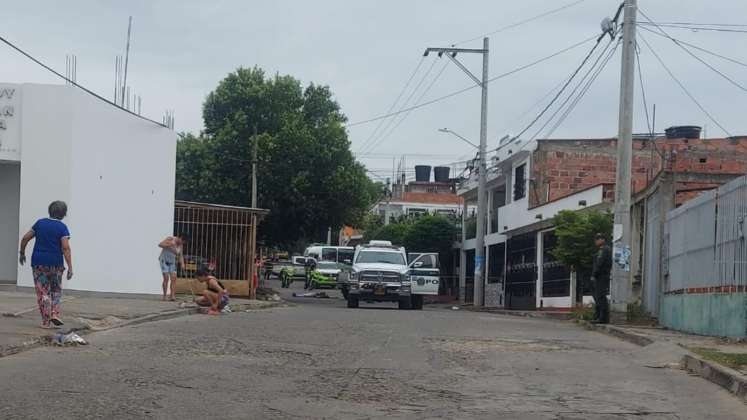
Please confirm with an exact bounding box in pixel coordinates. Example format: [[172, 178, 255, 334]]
[[505, 233, 537, 310], [642, 188, 662, 315]]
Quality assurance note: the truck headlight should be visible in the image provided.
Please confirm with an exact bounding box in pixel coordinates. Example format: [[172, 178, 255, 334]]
[[400, 273, 410, 283], [350, 271, 359, 281]]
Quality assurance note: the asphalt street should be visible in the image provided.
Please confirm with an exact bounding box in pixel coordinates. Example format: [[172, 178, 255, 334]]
[[1, 279, 744, 419]]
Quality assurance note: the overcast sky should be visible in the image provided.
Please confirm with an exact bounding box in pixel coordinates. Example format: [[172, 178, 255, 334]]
[[3, 1, 747, 179]]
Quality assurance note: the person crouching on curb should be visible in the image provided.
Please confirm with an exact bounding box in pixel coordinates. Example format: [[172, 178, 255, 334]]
[[195, 266, 229, 315]]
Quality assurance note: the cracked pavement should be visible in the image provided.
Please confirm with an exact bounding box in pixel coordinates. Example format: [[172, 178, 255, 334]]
[[0, 285, 745, 419]]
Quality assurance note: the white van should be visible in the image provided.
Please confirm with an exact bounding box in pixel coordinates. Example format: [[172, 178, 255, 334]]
[[303, 245, 354, 264]]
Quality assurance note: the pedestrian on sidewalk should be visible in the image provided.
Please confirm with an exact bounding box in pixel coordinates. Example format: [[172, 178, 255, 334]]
[[18, 201, 73, 329], [194, 265, 229, 315], [591, 233, 611, 324], [158, 235, 186, 301]]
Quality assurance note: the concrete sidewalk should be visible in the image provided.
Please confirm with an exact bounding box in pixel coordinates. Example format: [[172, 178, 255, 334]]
[[0, 285, 282, 357], [579, 320, 747, 402]]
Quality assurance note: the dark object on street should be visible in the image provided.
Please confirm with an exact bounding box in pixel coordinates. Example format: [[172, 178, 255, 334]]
[[292, 291, 329, 299], [53, 332, 87, 346], [591, 234, 612, 324], [50, 318, 64, 326]]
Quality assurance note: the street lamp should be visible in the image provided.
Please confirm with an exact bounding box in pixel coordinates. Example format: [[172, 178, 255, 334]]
[[438, 128, 479, 149]]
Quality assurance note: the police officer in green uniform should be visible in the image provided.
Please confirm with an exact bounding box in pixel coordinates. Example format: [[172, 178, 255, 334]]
[[591, 233, 612, 324]]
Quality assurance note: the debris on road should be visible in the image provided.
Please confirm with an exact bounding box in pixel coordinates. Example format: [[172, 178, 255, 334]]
[[53, 332, 88, 346], [451, 306, 460, 311], [292, 291, 330, 299]]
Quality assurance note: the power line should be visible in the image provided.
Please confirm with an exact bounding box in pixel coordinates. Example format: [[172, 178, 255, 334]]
[[638, 10, 747, 94], [0, 34, 167, 128], [454, 0, 586, 45], [356, 56, 426, 152], [543, 36, 621, 139], [639, 21, 747, 28], [531, 35, 617, 140], [634, 39, 667, 162], [357, 57, 438, 152], [346, 34, 599, 128], [637, 30, 732, 137], [511, 33, 607, 142], [637, 26, 747, 68], [637, 22, 747, 34], [361, 60, 450, 154]]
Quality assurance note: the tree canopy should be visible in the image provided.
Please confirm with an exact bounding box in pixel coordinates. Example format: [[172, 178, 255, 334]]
[[364, 214, 457, 263], [550, 210, 613, 273], [176, 67, 379, 247]]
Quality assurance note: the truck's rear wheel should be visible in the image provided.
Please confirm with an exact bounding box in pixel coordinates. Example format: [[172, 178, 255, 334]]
[[398, 297, 412, 310], [347, 297, 359, 308], [411, 295, 424, 310]]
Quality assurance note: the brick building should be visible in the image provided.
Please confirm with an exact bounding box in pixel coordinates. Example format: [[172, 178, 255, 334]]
[[455, 130, 747, 309], [530, 136, 747, 208]]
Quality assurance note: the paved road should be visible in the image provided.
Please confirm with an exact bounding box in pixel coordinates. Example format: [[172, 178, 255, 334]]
[[1, 281, 744, 419]]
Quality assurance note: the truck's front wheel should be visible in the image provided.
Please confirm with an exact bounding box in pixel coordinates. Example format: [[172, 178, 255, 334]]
[[398, 297, 412, 310], [347, 297, 359, 308], [411, 295, 424, 310]]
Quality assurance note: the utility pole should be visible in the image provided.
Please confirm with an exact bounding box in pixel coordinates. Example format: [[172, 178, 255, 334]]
[[423, 37, 489, 307], [251, 125, 258, 208], [249, 125, 259, 299], [611, 0, 637, 311]]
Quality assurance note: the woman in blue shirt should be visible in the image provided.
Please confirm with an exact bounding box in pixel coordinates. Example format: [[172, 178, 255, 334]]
[[18, 201, 73, 329]]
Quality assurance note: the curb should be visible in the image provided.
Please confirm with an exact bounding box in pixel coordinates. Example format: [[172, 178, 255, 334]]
[[576, 320, 747, 402], [576, 320, 654, 347], [468, 308, 573, 321], [682, 354, 747, 402], [0, 300, 284, 359]]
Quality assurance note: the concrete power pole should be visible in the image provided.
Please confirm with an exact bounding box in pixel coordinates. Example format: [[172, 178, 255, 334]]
[[249, 126, 259, 299], [252, 126, 258, 208], [611, 0, 637, 311], [423, 38, 488, 307]]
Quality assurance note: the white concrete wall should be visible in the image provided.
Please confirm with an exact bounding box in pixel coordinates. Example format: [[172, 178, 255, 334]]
[[498, 184, 605, 236], [68, 88, 176, 294], [0, 163, 20, 281], [16, 84, 176, 294], [17, 85, 74, 289]]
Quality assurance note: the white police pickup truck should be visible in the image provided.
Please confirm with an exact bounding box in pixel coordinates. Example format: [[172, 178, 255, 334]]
[[346, 241, 439, 310]]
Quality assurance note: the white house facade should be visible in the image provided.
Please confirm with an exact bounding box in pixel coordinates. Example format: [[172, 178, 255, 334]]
[[0, 83, 176, 294]]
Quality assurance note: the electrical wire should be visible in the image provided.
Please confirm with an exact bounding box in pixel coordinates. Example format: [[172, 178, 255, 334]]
[[0, 34, 167, 128], [511, 33, 607, 142], [346, 34, 599, 128], [638, 9, 747, 94], [637, 26, 747, 69], [357, 57, 437, 152], [361, 60, 450, 155], [356, 56, 426, 152], [454, 0, 586, 45], [637, 22, 747, 34], [531, 35, 617, 140], [543, 36, 621, 139], [634, 40, 665, 160], [637, 30, 733, 137]]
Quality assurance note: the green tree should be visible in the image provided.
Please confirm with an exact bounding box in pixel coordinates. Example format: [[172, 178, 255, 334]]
[[364, 222, 411, 246], [404, 214, 457, 263], [551, 210, 613, 273], [176, 67, 378, 247]]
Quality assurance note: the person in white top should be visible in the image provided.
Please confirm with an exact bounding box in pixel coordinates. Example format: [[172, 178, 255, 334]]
[[158, 235, 185, 301]]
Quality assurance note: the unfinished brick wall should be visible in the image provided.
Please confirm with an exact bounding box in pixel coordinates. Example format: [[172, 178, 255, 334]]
[[529, 137, 747, 207]]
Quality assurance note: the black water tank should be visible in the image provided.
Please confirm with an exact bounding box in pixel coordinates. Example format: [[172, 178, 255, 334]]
[[665, 125, 702, 139], [434, 166, 450, 183], [414, 165, 431, 182]]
